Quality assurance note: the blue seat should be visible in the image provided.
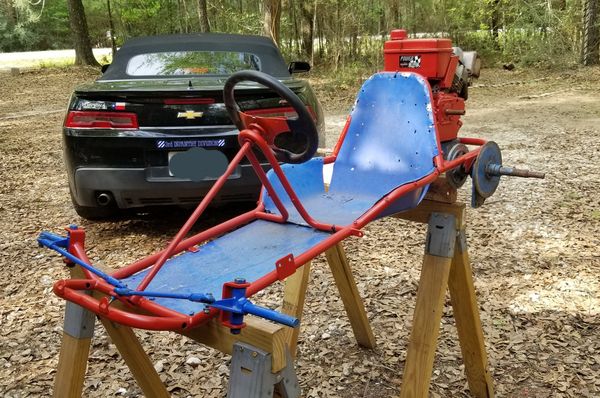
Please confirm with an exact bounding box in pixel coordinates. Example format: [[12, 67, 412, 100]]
[[122, 72, 440, 314], [263, 72, 439, 226]]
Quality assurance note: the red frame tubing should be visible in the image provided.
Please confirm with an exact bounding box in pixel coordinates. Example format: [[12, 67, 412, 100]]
[[239, 129, 338, 232], [329, 115, 352, 161], [61, 240, 206, 330], [54, 110, 488, 331], [243, 141, 290, 222], [53, 279, 195, 331]]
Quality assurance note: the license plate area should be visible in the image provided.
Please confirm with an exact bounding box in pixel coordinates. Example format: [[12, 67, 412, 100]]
[[168, 147, 231, 181]]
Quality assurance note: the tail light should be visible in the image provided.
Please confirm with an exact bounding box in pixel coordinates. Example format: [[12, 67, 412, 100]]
[[64, 111, 139, 129]]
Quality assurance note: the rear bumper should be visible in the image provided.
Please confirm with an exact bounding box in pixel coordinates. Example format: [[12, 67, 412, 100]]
[[72, 164, 262, 208]]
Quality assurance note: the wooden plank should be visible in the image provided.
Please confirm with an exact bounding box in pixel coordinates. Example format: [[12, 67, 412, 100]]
[[325, 243, 376, 348], [423, 176, 458, 204], [395, 200, 466, 229], [280, 262, 312, 357], [183, 316, 289, 373], [448, 234, 495, 398], [100, 319, 170, 398], [53, 333, 92, 398], [400, 254, 452, 398]]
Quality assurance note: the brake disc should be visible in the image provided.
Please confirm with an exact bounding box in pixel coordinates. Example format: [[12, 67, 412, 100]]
[[445, 142, 469, 188], [471, 141, 502, 208]]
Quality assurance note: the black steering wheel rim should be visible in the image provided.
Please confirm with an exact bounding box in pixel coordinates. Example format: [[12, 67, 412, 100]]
[[223, 70, 318, 164]]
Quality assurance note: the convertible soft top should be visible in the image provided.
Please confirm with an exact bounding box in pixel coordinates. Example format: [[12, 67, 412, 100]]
[[100, 33, 291, 80]]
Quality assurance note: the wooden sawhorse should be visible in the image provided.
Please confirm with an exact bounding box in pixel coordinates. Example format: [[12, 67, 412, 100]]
[[321, 198, 494, 397], [395, 200, 495, 397], [53, 261, 315, 398], [314, 197, 494, 398], [52, 197, 493, 398]]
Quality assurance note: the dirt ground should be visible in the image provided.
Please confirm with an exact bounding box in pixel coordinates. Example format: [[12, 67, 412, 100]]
[[0, 66, 599, 397]]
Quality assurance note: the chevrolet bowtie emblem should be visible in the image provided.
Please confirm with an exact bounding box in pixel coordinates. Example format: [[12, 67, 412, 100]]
[[177, 110, 204, 120]]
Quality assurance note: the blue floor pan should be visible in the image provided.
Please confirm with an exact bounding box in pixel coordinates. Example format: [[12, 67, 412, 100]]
[[122, 220, 331, 315]]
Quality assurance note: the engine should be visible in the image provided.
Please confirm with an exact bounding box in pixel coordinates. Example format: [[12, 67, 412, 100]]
[[383, 29, 481, 143]]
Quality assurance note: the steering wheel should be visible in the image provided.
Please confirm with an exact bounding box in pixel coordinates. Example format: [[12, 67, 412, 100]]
[[224, 70, 318, 164]]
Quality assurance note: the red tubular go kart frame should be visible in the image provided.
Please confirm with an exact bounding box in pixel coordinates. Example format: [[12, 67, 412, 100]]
[[51, 90, 487, 332]]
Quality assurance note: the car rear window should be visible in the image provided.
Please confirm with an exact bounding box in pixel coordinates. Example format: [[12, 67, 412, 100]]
[[126, 51, 262, 76]]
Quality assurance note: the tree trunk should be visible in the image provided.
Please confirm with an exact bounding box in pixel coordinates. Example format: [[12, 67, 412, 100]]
[[263, 0, 282, 46], [291, 0, 300, 55], [582, 0, 599, 65], [106, 0, 117, 58], [180, 0, 190, 33], [490, 0, 501, 46], [300, 1, 314, 59], [197, 0, 210, 32], [311, 0, 317, 64], [67, 0, 100, 67]]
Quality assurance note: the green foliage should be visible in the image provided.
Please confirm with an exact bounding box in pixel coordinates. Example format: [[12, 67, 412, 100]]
[[0, 0, 592, 69], [208, 2, 263, 34], [0, 0, 72, 51]]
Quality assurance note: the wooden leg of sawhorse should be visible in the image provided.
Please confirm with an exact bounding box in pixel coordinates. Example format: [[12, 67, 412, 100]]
[[53, 302, 96, 398], [399, 256, 452, 398], [326, 243, 376, 348], [281, 261, 312, 357], [218, 267, 308, 398], [400, 212, 494, 398], [54, 266, 169, 398], [100, 318, 170, 398], [448, 233, 494, 397], [54, 313, 169, 398]]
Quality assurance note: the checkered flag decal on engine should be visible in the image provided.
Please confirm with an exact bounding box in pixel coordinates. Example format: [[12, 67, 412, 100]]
[[409, 55, 421, 68], [399, 55, 422, 68]]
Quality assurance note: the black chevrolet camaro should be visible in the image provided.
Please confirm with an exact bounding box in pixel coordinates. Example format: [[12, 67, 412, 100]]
[[63, 33, 324, 219]]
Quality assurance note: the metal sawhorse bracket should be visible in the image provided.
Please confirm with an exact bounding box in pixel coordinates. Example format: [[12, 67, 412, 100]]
[[228, 342, 299, 398]]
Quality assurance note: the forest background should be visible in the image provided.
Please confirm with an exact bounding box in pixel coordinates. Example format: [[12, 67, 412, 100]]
[[1, 0, 599, 76]]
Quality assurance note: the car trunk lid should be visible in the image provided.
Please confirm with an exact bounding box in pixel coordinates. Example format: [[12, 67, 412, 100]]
[[72, 78, 307, 129]]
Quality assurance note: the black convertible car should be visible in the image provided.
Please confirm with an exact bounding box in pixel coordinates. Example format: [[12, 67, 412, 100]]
[[63, 33, 324, 219]]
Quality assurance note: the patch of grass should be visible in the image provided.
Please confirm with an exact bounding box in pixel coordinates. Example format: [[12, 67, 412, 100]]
[[98, 54, 113, 64], [37, 59, 74, 69]]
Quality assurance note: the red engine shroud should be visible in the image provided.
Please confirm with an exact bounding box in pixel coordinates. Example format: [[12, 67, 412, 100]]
[[384, 29, 465, 142]]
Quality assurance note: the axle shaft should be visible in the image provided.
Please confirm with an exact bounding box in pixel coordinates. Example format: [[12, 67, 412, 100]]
[[486, 164, 545, 179]]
